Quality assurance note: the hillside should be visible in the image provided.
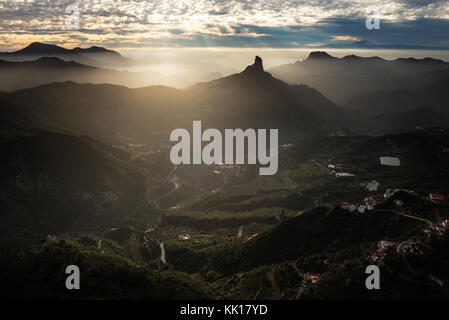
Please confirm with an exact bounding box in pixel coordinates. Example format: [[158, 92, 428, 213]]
[[0, 239, 210, 299], [346, 67, 449, 117], [270, 52, 449, 105], [0, 98, 163, 240], [154, 129, 449, 299], [189, 56, 346, 141], [0, 42, 128, 67]]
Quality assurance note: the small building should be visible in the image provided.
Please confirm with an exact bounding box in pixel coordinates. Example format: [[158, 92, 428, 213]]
[[178, 234, 191, 241], [358, 204, 367, 213], [394, 199, 404, 207], [364, 196, 376, 210], [304, 273, 320, 284], [336, 172, 355, 177], [46, 235, 57, 241], [384, 189, 399, 199], [428, 275, 444, 287], [380, 157, 401, 166], [366, 180, 380, 192], [341, 203, 358, 212]]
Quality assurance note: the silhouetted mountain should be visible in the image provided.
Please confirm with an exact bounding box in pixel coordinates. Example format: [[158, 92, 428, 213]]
[[71, 45, 122, 56], [6, 41, 121, 58], [15, 42, 69, 55], [4, 81, 191, 145], [3, 56, 347, 145], [4, 53, 446, 141], [270, 51, 449, 104], [310, 39, 449, 51], [189, 56, 347, 141], [201, 72, 224, 82], [0, 42, 128, 67], [307, 51, 335, 60], [243, 55, 264, 73]]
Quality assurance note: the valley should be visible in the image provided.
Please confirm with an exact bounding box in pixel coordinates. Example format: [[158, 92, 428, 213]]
[[1, 44, 449, 300]]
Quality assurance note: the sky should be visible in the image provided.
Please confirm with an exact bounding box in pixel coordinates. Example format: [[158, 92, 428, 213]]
[[0, 0, 448, 51]]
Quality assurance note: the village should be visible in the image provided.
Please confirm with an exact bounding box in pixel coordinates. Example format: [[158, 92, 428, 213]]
[[325, 153, 449, 289], [327, 154, 448, 215]]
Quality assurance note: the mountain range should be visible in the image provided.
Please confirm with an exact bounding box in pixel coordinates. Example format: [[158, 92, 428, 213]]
[[0, 56, 191, 91], [3, 56, 346, 146], [1, 44, 448, 137], [1, 43, 449, 300], [270, 51, 449, 105], [0, 42, 128, 67]]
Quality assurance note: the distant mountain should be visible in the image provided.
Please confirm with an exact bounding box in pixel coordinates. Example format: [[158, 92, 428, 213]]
[[5, 81, 191, 145], [3, 41, 122, 58], [4, 56, 347, 146], [270, 51, 449, 104], [188, 56, 347, 141], [0, 42, 128, 67], [5, 54, 445, 144], [0, 56, 191, 91], [14, 42, 70, 55], [306, 39, 449, 51]]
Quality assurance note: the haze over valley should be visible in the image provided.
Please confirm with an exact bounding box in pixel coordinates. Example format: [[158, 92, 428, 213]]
[[1, 39, 449, 300]]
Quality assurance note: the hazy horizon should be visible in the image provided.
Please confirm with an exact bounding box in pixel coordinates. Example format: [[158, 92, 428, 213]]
[[2, 43, 449, 90], [2, 0, 448, 83], [1, 0, 448, 51], [119, 47, 449, 78]]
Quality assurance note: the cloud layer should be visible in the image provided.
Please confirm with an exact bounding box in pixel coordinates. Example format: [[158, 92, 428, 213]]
[[0, 0, 448, 50]]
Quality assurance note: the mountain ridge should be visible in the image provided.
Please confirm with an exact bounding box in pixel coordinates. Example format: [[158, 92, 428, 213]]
[[0, 42, 128, 68], [270, 51, 449, 105], [2, 56, 347, 145], [0, 56, 191, 92], [3, 42, 122, 57]]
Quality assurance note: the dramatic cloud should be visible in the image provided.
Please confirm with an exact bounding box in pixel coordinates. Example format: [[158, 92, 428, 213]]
[[0, 0, 448, 50]]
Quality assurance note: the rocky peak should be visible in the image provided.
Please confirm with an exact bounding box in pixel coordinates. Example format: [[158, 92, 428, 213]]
[[307, 51, 334, 60], [243, 56, 264, 74]]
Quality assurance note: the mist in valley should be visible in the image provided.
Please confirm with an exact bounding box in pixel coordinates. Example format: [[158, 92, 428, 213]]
[[3, 45, 449, 92]]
